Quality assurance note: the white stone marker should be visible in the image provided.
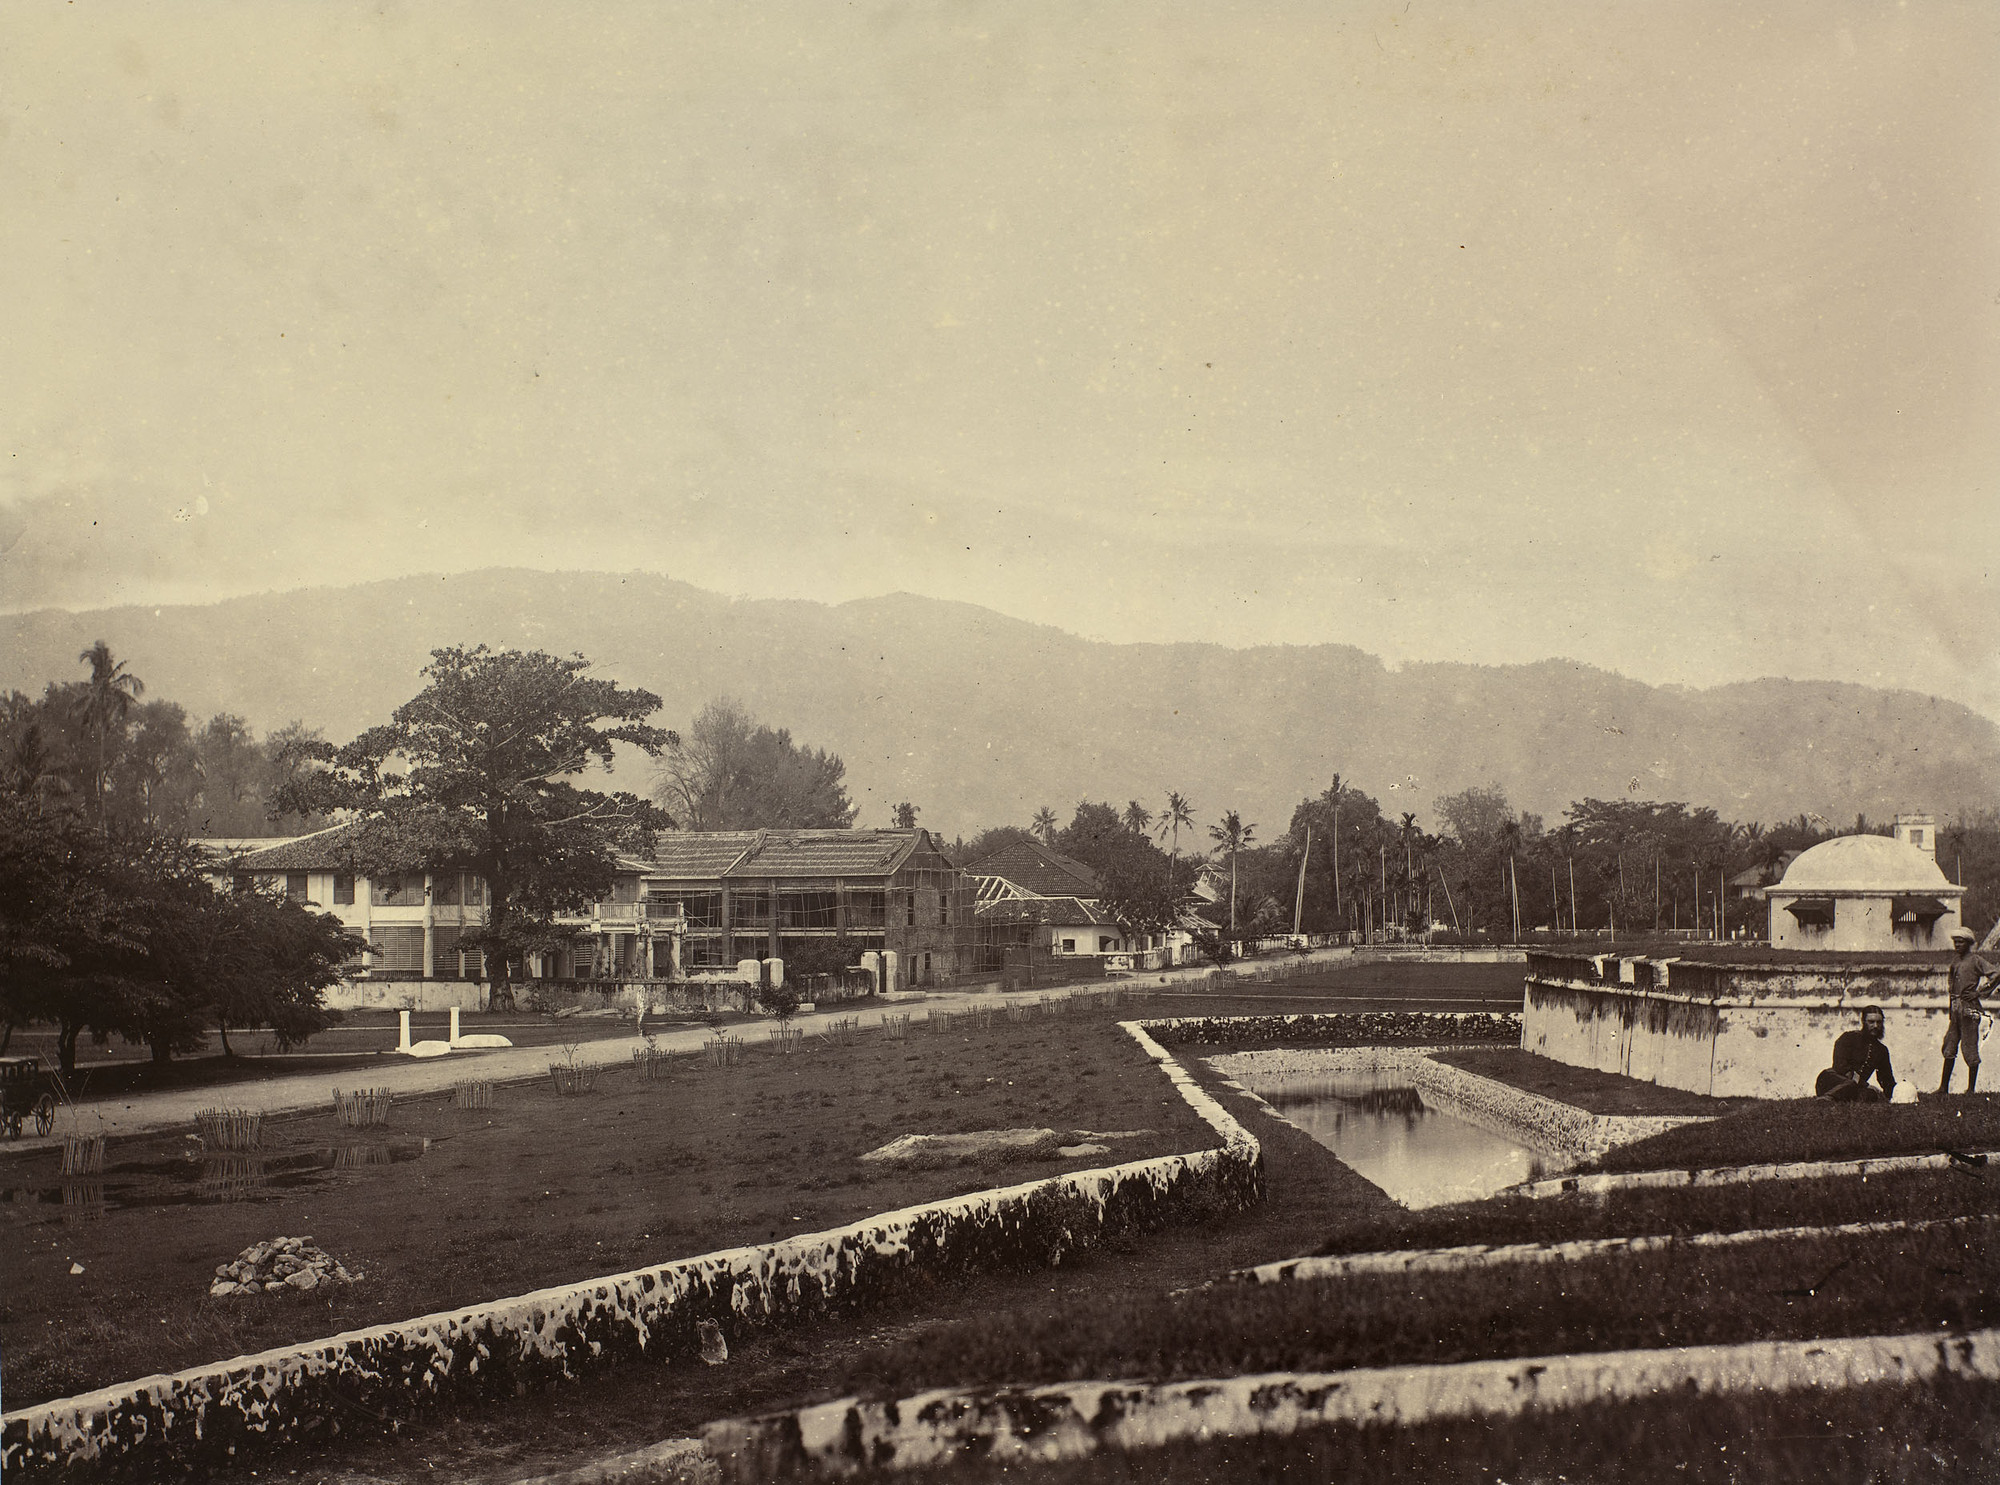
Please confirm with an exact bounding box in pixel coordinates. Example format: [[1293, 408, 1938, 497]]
[[449, 1006, 461, 1048], [767, 958, 784, 989], [881, 950, 900, 995], [397, 1010, 412, 1053]]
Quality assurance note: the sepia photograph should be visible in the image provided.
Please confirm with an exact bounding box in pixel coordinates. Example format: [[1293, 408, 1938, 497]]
[[2, 3, 1997, 1480]]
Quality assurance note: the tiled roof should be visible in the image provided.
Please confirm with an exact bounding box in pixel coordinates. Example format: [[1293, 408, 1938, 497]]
[[963, 839, 1099, 898], [225, 825, 942, 883], [643, 829, 933, 882], [225, 824, 369, 871], [976, 896, 1117, 928]]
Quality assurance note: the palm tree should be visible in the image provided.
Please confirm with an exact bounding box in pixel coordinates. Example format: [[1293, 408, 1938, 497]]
[[1499, 816, 1524, 940], [1156, 792, 1195, 862], [1400, 812, 1419, 925], [1122, 799, 1153, 836], [73, 640, 143, 826], [1031, 806, 1058, 845], [1208, 810, 1256, 935], [1319, 775, 1344, 923]]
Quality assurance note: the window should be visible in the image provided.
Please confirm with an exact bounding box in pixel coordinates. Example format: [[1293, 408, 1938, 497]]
[[375, 876, 426, 907], [1099, 935, 1116, 953], [285, 873, 308, 902], [432, 928, 484, 980], [1061, 937, 1077, 954], [846, 890, 887, 928], [940, 891, 950, 926], [907, 893, 917, 927], [369, 926, 425, 973], [333, 874, 356, 905]]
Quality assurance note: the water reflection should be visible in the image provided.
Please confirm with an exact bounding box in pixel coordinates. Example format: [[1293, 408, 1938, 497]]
[[1250, 1070, 1556, 1208], [61, 1178, 106, 1223]]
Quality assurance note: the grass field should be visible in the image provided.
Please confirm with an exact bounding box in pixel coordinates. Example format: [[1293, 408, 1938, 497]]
[[1429, 1046, 1761, 1116], [0, 1009, 1209, 1406], [1586, 1093, 2000, 1172]]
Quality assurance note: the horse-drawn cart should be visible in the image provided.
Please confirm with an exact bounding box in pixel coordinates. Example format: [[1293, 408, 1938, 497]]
[[0, 1056, 58, 1138]]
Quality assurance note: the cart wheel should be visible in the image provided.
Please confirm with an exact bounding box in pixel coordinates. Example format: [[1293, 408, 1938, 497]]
[[2, 1112, 19, 1139], [34, 1095, 57, 1137]]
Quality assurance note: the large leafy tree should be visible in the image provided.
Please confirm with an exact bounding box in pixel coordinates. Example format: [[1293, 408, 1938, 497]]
[[283, 646, 672, 1010], [0, 790, 147, 1067], [1099, 854, 1200, 948], [1056, 800, 1172, 887], [652, 698, 855, 830]]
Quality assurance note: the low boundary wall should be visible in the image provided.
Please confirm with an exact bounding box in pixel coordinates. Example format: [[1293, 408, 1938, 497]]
[[0, 1026, 1258, 1482], [702, 1326, 2000, 1479]]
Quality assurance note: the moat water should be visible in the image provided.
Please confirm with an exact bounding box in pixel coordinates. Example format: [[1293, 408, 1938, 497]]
[[1247, 1070, 1556, 1207]]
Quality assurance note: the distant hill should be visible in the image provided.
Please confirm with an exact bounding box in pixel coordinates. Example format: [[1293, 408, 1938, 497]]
[[7, 569, 1997, 837]]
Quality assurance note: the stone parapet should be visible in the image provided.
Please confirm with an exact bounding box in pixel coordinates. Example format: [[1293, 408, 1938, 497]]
[[1522, 951, 1955, 1100]]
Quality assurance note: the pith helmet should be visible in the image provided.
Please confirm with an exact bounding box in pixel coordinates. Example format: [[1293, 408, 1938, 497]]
[[1950, 926, 1976, 943]]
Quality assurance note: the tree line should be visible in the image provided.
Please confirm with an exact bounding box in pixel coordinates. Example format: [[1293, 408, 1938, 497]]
[[2, 646, 363, 1074], [9, 638, 1995, 1076], [2, 641, 331, 838]]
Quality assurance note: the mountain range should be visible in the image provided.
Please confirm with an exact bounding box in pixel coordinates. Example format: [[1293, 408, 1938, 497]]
[[6, 569, 1997, 839]]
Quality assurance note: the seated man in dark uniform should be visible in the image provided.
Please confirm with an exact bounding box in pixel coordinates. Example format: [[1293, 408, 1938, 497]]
[[1816, 1005, 1896, 1102]]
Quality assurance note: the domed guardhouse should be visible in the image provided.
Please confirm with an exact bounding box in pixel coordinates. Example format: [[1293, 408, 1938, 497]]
[[1765, 814, 1963, 951], [1520, 812, 1976, 1098]]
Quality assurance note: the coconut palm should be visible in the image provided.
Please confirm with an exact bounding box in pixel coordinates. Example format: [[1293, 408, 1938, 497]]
[[72, 640, 143, 826], [1208, 810, 1256, 935], [1031, 806, 1058, 845], [1122, 799, 1153, 835], [1156, 792, 1196, 862]]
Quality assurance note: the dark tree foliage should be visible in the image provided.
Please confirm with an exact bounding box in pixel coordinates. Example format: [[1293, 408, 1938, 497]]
[[1055, 800, 1168, 884], [281, 646, 672, 1010], [1, 652, 329, 840], [1098, 855, 1201, 944], [0, 790, 152, 1067], [0, 792, 360, 1073]]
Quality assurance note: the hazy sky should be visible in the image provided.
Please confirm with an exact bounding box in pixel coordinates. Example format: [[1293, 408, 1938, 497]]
[[5, 3, 1997, 716]]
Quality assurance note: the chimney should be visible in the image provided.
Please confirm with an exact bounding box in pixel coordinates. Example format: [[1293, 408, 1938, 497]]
[[1893, 812, 1936, 861]]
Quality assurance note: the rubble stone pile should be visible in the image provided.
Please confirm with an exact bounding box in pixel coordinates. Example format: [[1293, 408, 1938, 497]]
[[209, 1236, 361, 1297]]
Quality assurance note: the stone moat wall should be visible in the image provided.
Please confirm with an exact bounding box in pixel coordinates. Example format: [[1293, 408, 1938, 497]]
[[1522, 952, 1958, 1100]]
